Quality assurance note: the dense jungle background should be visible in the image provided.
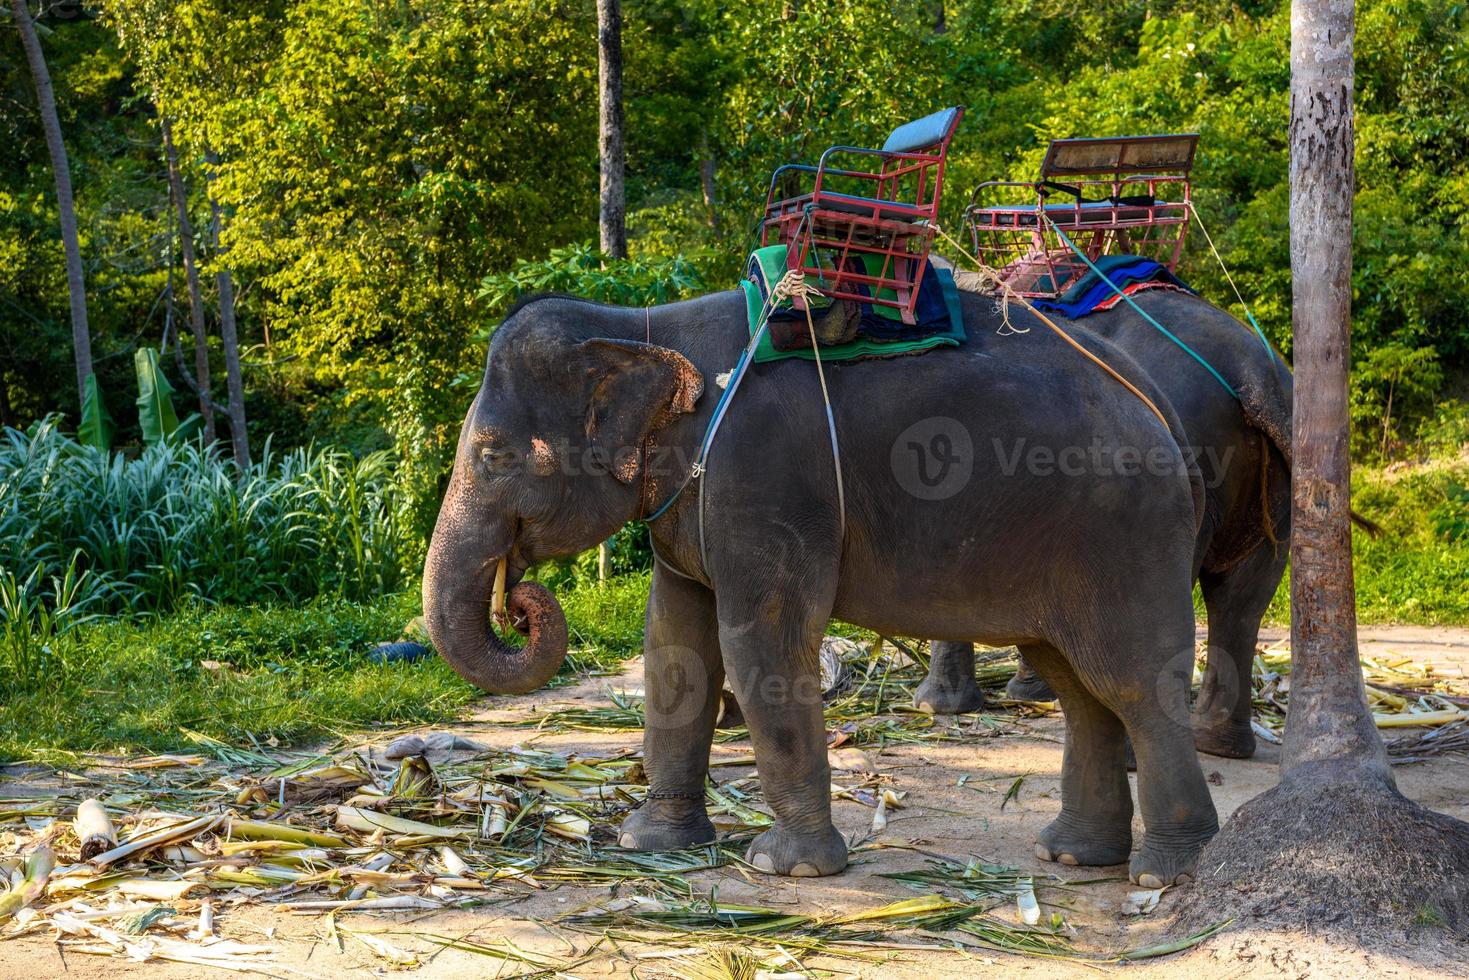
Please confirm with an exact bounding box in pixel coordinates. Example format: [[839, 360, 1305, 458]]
[[2, 0, 1468, 757]]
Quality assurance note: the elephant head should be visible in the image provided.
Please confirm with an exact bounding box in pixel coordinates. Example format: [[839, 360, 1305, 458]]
[[422, 299, 703, 694]]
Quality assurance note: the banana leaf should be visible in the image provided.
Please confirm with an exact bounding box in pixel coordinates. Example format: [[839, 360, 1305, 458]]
[[78, 373, 114, 451], [134, 348, 183, 446]]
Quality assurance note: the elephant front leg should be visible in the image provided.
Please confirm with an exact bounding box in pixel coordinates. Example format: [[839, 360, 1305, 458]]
[[719, 591, 847, 878], [619, 565, 723, 852]]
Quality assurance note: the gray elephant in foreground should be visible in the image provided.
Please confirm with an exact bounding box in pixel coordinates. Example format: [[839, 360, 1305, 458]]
[[423, 287, 1221, 885], [913, 285, 1295, 761]]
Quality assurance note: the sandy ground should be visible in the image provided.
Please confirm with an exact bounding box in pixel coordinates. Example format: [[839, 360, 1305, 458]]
[[2, 624, 1467, 978]]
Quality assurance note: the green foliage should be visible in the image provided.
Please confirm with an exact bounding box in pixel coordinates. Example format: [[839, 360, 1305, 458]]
[[557, 570, 654, 667], [1429, 483, 1469, 544], [0, 417, 411, 615], [0, 589, 473, 761], [132, 347, 191, 446], [5, 0, 1466, 514], [477, 242, 710, 319], [0, 551, 109, 693], [0, 574, 647, 761], [1265, 456, 1469, 624], [1350, 343, 1444, 457], [77, 372, 113, 451]]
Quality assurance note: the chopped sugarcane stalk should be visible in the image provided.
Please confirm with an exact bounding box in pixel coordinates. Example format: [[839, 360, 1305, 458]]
[[334, 805, 473, 838], [224, 817, 348, 848], [74, 800, 117, 861], [89, 814, 221, 869], [0, 847, 54, 925]]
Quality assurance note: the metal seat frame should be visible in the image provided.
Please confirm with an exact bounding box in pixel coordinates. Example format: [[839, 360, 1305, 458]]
[[964, 133, 1198, 298], [761, 108, 965, 324]]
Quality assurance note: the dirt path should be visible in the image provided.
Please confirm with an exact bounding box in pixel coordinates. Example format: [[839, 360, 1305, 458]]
[[2, 626, 1466, 978]]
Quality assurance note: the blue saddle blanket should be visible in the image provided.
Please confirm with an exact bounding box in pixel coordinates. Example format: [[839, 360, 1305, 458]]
[[1031, 255, 1193, 319]]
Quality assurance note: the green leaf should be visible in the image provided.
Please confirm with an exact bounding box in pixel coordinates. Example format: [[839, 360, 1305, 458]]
[[77, 373, 114, 452], [134, 348, 183, 446]]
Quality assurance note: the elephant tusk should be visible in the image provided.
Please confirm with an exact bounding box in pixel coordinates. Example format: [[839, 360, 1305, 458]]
[[492, 557, 507, 620]]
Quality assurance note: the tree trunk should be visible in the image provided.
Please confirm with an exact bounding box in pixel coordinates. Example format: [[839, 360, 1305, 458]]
[[597, 0, 626, 259], [0, 370, 15, 428], [698, 131, 719, 234], [11, 0, 92, 408], [206, 151, 251, 469], [930, 0, 947, 34], [161, 117, 216, 443], [1282, 0, 1388, 784], [1168, 0, 1469, 940]]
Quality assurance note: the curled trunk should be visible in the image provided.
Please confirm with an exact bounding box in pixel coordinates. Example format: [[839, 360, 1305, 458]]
[[421, 503, 568, 695]]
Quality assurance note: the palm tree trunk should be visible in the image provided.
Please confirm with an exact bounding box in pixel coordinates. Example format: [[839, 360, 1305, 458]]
[[161, 117, 216, 443], [11, 0, 92, 407], [206, 151, 251, 469], [1282, 0, 1389, 783], [1168, 0, 1469, 938], [597, 0, 626, 259]]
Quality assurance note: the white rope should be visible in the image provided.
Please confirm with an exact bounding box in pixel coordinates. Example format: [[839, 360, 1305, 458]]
[[784, 271, 848, 545]]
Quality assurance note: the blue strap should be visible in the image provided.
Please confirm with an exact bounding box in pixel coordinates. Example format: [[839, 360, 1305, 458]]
[[1239, 306, 1276, 363], [1047, 221, 1238, 401], [644, 307, 769, 523]]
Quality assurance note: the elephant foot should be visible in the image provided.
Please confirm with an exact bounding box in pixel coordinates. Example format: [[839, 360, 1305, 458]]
[[618, 802, 715, 852], [912, 674, 985, 715], [716, 689, 745, 729], [745, 824, 847, 877], [1129, 827, 1216, 888], [1192, 717, 1257, 759], [1034, 813, 1132, 868], [1005, 666, 1057, 702]]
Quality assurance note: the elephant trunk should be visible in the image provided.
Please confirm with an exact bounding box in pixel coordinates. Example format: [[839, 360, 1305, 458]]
[[421, 496, 567, 695]]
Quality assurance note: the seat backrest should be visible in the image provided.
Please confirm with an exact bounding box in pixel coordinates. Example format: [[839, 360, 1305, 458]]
[[1040, 134, 1198, 178], [882, 107, 963, 155]]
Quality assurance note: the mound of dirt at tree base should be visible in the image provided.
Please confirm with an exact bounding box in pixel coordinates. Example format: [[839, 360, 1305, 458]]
[[1170, 765, 1469, 953]]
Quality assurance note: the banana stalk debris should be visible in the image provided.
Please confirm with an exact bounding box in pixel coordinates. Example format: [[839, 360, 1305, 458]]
[[0, 739, 751, 968], [1250, 646, 1469, 750]]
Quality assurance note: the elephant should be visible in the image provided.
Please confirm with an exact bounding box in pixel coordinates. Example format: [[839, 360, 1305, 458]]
[[422, 286, 1220, 886], [912, 285, 1296, 761]]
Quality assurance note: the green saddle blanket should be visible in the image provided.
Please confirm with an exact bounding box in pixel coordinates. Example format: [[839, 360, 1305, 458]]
[[741, 245, 966, 363]]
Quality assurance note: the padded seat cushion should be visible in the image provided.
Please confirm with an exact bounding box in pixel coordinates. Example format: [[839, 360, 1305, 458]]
[[977, 200, 1175, 226], [882, 108, 962, 154], [810, 192, 931, 222]]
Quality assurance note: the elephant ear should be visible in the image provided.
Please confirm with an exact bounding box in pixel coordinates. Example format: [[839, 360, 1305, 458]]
[[576, 338, 704, 484]]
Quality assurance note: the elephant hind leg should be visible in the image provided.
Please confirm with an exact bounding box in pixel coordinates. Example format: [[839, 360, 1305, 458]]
[[1195, 539, 1289, 759], [1006, 655, 1058, 702], [1021, 643, 1133, 868], [1063, 624, 1218, 885]]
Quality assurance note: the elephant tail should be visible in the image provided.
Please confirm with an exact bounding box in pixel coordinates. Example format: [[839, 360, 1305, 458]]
[[1236, 374, 1383, 540]]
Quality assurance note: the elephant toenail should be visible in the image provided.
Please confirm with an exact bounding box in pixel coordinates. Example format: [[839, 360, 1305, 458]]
[[1034, 843, 1054, 862], [619, 833, 636, 848], [1137, 873, 1163, 888], [1059, 853, 1078, 866], [791, 862, 820, 877], [1174, 872, 1194, 885], [751, 853, 775, 873]]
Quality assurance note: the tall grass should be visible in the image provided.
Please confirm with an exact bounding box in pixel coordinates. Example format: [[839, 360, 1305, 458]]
[[0, 417, 412, 618]]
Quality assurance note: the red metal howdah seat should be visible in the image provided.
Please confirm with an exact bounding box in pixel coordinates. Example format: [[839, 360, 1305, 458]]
[[761, 106, 965, 324], [964, 133, 1198, 298]]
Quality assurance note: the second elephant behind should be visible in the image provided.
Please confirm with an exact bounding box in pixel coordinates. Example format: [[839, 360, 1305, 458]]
[[912, 285, 1294, 761]]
